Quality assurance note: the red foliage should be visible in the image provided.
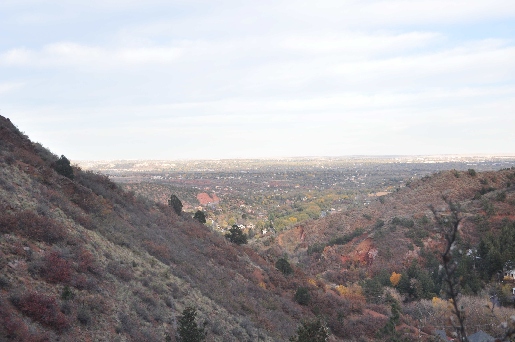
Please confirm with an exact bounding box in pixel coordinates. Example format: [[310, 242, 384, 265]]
[[0, 297, 30, 340], [107, 261, 134, 282], [0, 210, 68, 243], [77, 248, 99, 274], [0, 212, 17, 233], [143, 241, 172, 263], [17, 292, 70, 332], [14, 147, 45, 168], [42, 251, 72, 284]]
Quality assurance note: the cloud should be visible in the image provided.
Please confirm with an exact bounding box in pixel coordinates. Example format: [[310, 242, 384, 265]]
[[0, 82, 24, 94], [0, 43, 183, 68], [1, 0, 514, 158]]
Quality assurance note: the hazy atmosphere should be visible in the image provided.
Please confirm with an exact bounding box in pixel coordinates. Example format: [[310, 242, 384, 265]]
[[1, 0, 514, 160]]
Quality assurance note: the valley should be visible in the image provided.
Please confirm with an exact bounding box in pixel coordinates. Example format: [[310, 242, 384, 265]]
[[2, 114, 515, 341], [80, 156, 515, 235]]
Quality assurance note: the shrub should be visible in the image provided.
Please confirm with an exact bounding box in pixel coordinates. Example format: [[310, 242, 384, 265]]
[[0, 297, 32, 341], [294, 287, 310, 306], [496, 192, 507, 202], [193, 210, 207, 223], [107, 261, 133, 282], [289, 318, 329, 342], [307, 243, 326, 255], [327, 228, 365, 246], [77, 248, 100, 274], [0, 275, 10, 289], [53, 155, 74, 179], [14, 291, 69, 332], [42, 250, 72, 284], [0, 210, 68, 243], [275, 258, 293, 275], [225, 225, 248, 245], [468, 169, 477, 176], [61, 286, 75, 300], [143, 241, 172, 263], [391, 217, 414, 228]]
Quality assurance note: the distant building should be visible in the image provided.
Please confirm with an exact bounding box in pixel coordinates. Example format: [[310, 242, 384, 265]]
[[504, 269, 515, 280]]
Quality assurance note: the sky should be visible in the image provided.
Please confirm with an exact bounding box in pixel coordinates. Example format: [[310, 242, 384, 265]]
[[1, 0, 514, 160]]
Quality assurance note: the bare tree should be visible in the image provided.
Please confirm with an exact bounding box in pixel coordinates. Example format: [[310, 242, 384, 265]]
[[431, 198, 468, 342]]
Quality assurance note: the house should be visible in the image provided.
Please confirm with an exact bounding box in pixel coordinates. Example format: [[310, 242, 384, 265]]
[[504, 269, 515, 280]]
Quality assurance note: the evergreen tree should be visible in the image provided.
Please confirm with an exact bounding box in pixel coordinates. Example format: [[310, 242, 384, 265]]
[[177, 307, 206, 342], [193, 210, 206, 224], [289, 318, 328, 342], [168, 194, 183, 215], [294, 287, 310, 306], [225, 225, 248, 245], [53, 155, 74, 179], [378, 294, 401, 338], [275, 257, 293, 275]]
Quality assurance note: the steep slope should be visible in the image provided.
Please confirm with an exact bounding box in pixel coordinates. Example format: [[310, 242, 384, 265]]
[[266, 165, 515, 339], [0, 115, 359, 341], [277, 167, 515, 274]]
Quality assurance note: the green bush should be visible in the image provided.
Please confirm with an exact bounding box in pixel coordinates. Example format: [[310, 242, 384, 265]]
[[275, 257, 293, 275], [391, 217, 414, 228], [307, 243, 326, 255], [53, 155, 74, 179], [327, 228, 365, 246], [289, 318, 328, 342], [193, 210, 206, 223], [294, 287, 310, 306], [225, 225, 248, 245]]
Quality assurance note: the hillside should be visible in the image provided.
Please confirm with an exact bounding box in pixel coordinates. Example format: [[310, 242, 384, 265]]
[[271, 163, 515, 339], [0, 115, 362, 341], [3, 113, 515, 341], [276, 167, 515, 272]]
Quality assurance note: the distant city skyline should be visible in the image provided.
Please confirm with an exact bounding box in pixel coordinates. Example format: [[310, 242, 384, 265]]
[[1, 1, 514, 160]]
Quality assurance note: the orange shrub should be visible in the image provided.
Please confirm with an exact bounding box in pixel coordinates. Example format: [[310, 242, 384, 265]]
[[390, 272, 402, 287]]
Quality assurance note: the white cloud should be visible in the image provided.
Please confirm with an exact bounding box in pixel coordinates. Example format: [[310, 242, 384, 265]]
[[1, 0, 514, 158], [0, 43, 183, 68], [0, 82, 24, 94]]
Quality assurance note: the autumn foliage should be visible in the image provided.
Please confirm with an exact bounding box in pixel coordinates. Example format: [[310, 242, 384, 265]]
[[390, 272, 402, 287], [13, 292, 70, 332]]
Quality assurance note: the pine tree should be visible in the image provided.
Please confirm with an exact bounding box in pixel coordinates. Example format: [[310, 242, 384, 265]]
[[177, 307, 206, 342], [193, 210, 206, 224], [225, 225, 248, 245], [53, 155, 74, 179], [275, 257, 293, 275], [289, 318, 328, 342], [168, 194, 183, 215]]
